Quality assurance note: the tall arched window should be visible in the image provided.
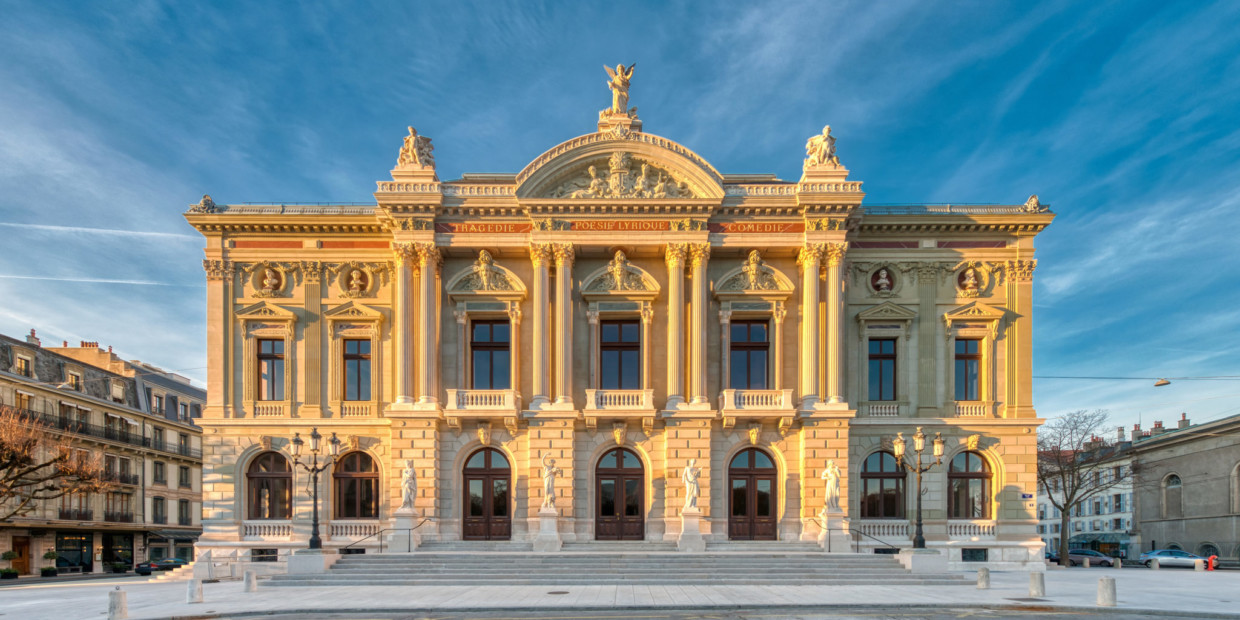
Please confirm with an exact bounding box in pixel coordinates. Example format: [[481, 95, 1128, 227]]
[[860, 451, 904, 519], [247, 452, 292, 520], [948, 451, 991, 519], [333, 452, 379, 519], [1162, 473, 1183, 519]]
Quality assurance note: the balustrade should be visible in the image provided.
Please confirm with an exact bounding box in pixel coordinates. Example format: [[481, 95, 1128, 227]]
[[854, 520, 911, 539], [443, 389, 520, 412], [865, 402, 900, 417], [718, 389, 794, 411], [339, 403, 374, 418], [253, 403, 286, 417], [954, 401, 992, 417], [243, 520, 293, 539], [948, 520, 997, 539], [584, 389, 653, 411], [329, 521, 381, 539]]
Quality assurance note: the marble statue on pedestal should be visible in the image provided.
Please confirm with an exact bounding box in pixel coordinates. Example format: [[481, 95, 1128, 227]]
[[822, 460, 841, 512], [541, 453, 563, 509], [604, 63, 636, 116], [399, 459, 417, 512], [682, 459, 701, 511]]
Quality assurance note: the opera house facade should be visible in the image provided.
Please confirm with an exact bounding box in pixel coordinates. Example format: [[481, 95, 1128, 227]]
[[186, 77, 1052, 569]]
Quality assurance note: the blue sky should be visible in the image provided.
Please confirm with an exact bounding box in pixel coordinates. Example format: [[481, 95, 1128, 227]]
[[1, 1, 1238, 431]]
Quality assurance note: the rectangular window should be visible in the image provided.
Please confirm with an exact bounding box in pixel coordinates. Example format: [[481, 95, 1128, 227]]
[[178, 433, 189, 455], [1094, 500, 1101, 515], [343, 339, 373, 400], [1113, 493, 1123, 513], [469, 321, 511, 390], [729, 320, 770, 390], [15, 392, 31, 410], [153, 462, 166, 485], [599, 320, 640, 390], [178, 466, 191, 489], [15, 357, 31, 378], [257, 339, 285, 401], [954, 339, 980, 401], [68, 372, 82, 391], [867, 338, 896, 401], [152, 428, 164, 450], [152, 394, 164, 414], [1113, 518, 1123, 530], [178, 500, 191, 526], [105, 492, 133, 522], [179, 403, 189, 420], [152, 497, 167, 524]]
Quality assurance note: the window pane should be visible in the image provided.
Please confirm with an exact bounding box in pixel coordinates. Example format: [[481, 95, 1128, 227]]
[[731, 323, 748, 343], [756, 479, 772, 516], [624, 479, 641, 516], [473, 351, 491, 389], [966, 360, 979, 400], [492, 352, 510, 390], [881, 360, 895, 400], [749, 323, 767, 342], [749, 351, 767, 389], [358, 360, 371, 401], [469, 480, 484, 516], [492, 322, 510, 343], [466, 451, 486, 468], [600, 479, 616, 516], [345, 361, 359, 401], [752, 450, 774, 468], [731, 351, 749, 388], [731, 452, 749, 468], [600, 451, 617, 468], [621, 350, 640, 389], [601, 351, 619, 389], [731, 480, 748, 516], [601, 323, 619, 342], [492, 479, 508, 517], [868, 360, 882, 401], [621, 322, 640, 342], [472, 323, 491, 342], [954, 360, 968, 401], [489, 451, 509, 468], [622, 450, 640, 469]]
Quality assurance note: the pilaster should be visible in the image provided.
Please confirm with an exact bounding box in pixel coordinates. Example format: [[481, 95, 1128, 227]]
[[1006, 259, 1037, 418], [915, 262, 940, 416], [664, 243, 688, 409], [202, 259, 234, 418], [824, 243, 847, 404], [302, 261, 324, 417], [414, 243, 441, 407]]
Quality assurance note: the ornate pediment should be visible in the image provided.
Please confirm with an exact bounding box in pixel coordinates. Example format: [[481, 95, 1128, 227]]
[[943, 301, 1006, 330], [324, 301, 384, 323], [583, 251, 657, 294], [857, 301, 917, 322], [235, 301, 296, 321], [548, 152, 698, 199], [717, 251, 793, 295], [447, 251, 526, 300]]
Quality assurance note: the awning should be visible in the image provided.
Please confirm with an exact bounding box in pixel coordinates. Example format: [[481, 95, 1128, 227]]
[[1069, 533, 1128, 544], [148, 529, 200, 542], [106, 413, 140, 426]]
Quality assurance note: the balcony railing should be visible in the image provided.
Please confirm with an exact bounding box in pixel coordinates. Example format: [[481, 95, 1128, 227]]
[[719, 389, 794, 411], [584, 389, 654, 411], [153, 515, 167, 524], [444, 389, 521, 411], [954, 401, 993, 417], [8, 408, 203, 458], [58, 508, 92, 521], [253, 402, 286, 417], [104, 511, 135, 523], [865, 402, 900, 417], [339, 402, 375, 418], [178, 517, 192, 526], [329, 520, 381, 539], [948, 519, 997, 539], [149, 439, 201, 459], [103, 471, 141, 486], [854, 519, 911, 541], [243, 520, 293, 539]]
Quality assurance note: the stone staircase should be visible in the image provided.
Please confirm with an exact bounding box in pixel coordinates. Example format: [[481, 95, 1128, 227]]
[[267, 544, 968, 587]]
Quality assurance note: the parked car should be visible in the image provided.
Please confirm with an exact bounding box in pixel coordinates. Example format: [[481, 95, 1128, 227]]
[[1065, 549, 1113, 567], [1139, 549, 1205, 568], [134, 558, 189, 576]]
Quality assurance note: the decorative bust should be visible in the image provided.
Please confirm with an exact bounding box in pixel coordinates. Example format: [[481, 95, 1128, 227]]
[[261, 268, 280, 295], [348, 269, 365, 295], [875, 268, 892, 293], [961, 268, 979, 294]]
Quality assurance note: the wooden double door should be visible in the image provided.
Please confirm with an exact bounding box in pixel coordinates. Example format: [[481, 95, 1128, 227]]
[[595, 447, 644, 540], [728, 448, 777, 540], [463, 448, 511, 540]]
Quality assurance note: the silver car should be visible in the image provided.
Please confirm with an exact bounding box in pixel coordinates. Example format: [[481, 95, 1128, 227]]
[[1139, 549, 1205, 568]]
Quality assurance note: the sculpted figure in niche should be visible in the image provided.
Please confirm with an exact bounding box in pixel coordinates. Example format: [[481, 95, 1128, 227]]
[[474, 250, 496, 291], [261, 268, 280, 295], [541, 453, 563, 509], [961, 268, 979, 294], [822, 460, 841, 512], [609, 251, 632, 290], [875, 268, 892, 293], [400, 459, 418, 511], [804, 125, 839, 168], [604, 63, 636, 115], [743, 250, 764, 289], [682, 459, 701, 510], [348, 269, 366, 296]]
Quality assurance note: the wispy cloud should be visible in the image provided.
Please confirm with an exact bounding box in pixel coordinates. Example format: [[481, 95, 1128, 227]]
[[0, 275, 198, 286], [0, 222, 199, 241]]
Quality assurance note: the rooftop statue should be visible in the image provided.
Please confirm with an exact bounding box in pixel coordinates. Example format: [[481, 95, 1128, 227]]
[[604, 63, 636, 117], [804, 125, 840, 169], [397, 126, 435, 169]]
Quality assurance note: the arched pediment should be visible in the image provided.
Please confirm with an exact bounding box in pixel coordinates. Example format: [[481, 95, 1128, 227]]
[[581, 251, 660, 298], [715, 251, 794, 299], [447, 250, 527, 300], [515, 131, 725, 200]]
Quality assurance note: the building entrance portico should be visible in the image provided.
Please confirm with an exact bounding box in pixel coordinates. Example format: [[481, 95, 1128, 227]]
[[463, 448, 511, 540], [729, 448, 777, 540], [595, 447, 644, 540]]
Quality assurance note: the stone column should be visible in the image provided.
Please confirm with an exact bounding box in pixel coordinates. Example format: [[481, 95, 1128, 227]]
[[202, 260, 234, 417], [507, 304, 522, 395], [641, 304, 653, 391], [915, 262, 940, 416], [552, 244, 574, 405], [824, 243, 847, 404], [392, 244, 417, 405], [687, 243, 711, 405], [415, 242, 441, 406], [719, 309, 732, 393], [664, 244, 688, 408], [302, 262, 324, 416], [772, 302, 786, 390], [1006, 259, 1037, 418], [529, 243, 554, 408], [797, 244, 824, 409]]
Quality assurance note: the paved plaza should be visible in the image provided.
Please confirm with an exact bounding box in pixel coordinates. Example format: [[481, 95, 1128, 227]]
[[0, 567, 1237, 620]]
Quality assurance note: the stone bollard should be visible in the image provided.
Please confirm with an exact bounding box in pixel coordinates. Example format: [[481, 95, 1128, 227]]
[[1194, 559, 1205, 571], [244, 570, 258, 592], [976, 567, 990, 589], [108, 590, 128, 620], [1114, 557, 1122, 569], [1098, 576, 1117, 607], [1083, 557, 1091, 568], [187, 579, 203, 604], [1030, 572, 1046, 597], [1150, 558, 1159, 570]]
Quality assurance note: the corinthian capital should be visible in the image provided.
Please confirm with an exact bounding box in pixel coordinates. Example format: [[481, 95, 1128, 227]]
[[393, 242, 418, 270], [1007, 259, 1037, 282], [797, 243, 826, 271], [552, 243, 575, 267], [529, 242, 554, 268], [823, 242, 847, 267], [665, 243, 689, 269], [687, 243, 711, 269], [413, 242, 442, 271], [301, 261, 324, 283], [202, 259, 235, 281]]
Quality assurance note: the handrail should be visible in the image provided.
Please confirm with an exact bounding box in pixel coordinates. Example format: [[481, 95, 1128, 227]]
[[807, 515, 901, 553], [341, 518, 433, 554], [852, 527, 901, 551]]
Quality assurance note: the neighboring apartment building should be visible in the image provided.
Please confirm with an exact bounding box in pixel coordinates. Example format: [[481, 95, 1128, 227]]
[[185, 71, 1054, 570], [0, 330, 204, 574], [1132, 413, 1240, 564], [1037, 430, 1135, 559]]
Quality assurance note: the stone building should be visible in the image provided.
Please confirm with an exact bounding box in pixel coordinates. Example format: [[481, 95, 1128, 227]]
[[1037, 433, 1135, 559], [0, 331, 204, 574], [186, 75, 1052, 569], [1132, 413, 1240, 564]]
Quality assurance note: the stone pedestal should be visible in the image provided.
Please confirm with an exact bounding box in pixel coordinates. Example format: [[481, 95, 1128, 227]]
[[818, 510, 851, 553], [287, 549, 339, 574], [896, 548, 948, 574], [678, 507, 705, 553], [533, 506, 562, 552], [386, 507, 421, 553]]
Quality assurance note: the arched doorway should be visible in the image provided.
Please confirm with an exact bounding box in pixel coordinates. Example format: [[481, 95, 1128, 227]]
[[729, 448, 777, 540], [463, 448, 511, 540], [595, 447, 644, 540]]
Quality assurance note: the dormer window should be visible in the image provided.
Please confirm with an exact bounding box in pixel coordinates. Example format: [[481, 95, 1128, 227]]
[[67, 371, 83, 391], [14, 357, 31, 378]]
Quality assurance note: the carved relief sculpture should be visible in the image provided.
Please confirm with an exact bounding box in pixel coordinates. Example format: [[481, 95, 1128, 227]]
[[586, 251, 649, 292], [397, 127, 435, 170], [959, 267, 979, 296], [348, 269, 366, 296], [822, 460, 842, 512], [260, 268, 281, 296], [454, 250, 515, 292], [804, 125, 840, 169], [541, 452, 563, 509], [188, 194, 218, 214], [682, 459, 701, 511], [550, 152, 694, 199], [719, 250, 782, 292], [400, 459, 418, 511]]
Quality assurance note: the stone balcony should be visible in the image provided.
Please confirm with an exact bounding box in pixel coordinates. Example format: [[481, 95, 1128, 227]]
[[953, 401, 996, 418], [442, 389, 522, 431], [948, 519, 997, 541], [583, 389, 656, 433], [328, 520, 381, 541], [862, 401, 904, 417], [718, 389, 795, 432], [242, 520, 293, 541]]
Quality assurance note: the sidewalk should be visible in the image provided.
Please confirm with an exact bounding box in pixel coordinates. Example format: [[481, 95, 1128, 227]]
[[1, 567, 1236, 620]]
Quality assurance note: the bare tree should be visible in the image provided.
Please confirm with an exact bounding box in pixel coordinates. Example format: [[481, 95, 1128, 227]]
[[0, 405, 112, 522], [1037, 409, 1133, 566]]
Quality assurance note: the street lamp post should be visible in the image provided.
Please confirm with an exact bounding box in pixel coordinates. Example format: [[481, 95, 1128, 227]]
[[892, 427, 944, 549], [290, 428, 341, 550]]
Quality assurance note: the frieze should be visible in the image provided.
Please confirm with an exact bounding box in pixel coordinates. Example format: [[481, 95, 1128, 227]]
[[548, 152, 697, 199]]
